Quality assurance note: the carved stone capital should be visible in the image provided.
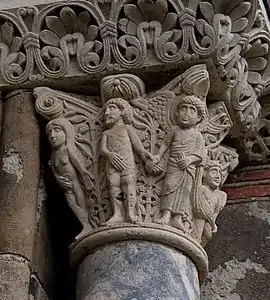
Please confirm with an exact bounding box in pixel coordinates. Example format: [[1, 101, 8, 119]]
[[34, 64, 240, 280]]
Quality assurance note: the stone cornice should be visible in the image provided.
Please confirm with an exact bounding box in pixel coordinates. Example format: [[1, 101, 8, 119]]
[[0, 0, 269, 137]]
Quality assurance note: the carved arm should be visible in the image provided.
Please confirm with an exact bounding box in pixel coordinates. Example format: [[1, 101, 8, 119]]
[[100, 132, 110, 157], [212, 192, 227, 226], [100, 131, 126, 171], [127, 125, 152, 161], [157, 128, 175, 160]]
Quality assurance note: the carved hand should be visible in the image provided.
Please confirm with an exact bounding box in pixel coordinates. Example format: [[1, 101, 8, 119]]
[[57, 176, 73, 190], [141, 151, 155, 162], [107, 152, 126, 171], [145, 155, 163, 175], [177, 157, 191, 170], [152, 163, 164, 175]]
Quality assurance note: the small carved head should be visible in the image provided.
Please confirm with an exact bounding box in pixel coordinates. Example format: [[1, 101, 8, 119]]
[[46, 118, 74, 149], [176, 95, 207, 128], [104, 98, 133, 127], [203, 160, 222, 190]]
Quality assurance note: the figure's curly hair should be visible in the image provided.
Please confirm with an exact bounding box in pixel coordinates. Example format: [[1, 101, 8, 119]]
[[204, 159, 222, 171], [105, 97, 133, 124], [203, 160, 222, 175], [176, 94, 208, 123]]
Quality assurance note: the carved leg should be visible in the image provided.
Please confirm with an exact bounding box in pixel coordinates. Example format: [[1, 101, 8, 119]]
[[73, 179, 88, 211], [171, 214, 186, 231], [122, 175, 139, 223], [191, 219, 205, 243], [156, 209, 171, 225], [105, 173, 125, 224], [65, 192, 92, 239], [201, 222, 213, 246], [182, 213, 193, 233]]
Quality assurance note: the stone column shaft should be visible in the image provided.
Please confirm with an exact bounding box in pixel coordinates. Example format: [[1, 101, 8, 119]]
[[0, 89, 40, 300], [76, 241, 200, 300]]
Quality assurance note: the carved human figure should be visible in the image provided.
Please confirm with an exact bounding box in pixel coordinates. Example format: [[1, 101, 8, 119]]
[[100, 98, 153, 223], [46, 118, 92, 238], [151, 95, 208, 231], [191, 161, 227, 246]]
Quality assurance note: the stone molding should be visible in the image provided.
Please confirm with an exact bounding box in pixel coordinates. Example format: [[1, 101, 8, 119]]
[[0, 253, 31, 267], [223, 164, 270, 203], [0, 0, 269, 133], [69, 223, 209, 283]]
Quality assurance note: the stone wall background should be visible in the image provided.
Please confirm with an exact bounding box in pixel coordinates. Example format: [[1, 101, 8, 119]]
[[202, 201, 270, 300]]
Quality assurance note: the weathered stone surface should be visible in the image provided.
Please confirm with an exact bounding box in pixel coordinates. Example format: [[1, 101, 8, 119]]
[[0, 0, 266, 138], [0, 89, 40, 260], [76, 241, 200, 300], [1, 0, 270, 298], [32, 169, 54, 297], [0, 0, 61, 10], [29, 274, 50, 300], [0, 254, 31, 300], [202, 201, 270, 300]]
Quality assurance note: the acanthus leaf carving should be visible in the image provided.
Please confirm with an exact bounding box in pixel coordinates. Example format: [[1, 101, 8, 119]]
[[0, 0, 269, 140]]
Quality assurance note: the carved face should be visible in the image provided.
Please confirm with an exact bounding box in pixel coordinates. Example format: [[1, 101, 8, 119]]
[[47, 125, 66, 149], [205, 166, 221, 190], [104, 104, 122, 127], [177, 103, 200, 128]]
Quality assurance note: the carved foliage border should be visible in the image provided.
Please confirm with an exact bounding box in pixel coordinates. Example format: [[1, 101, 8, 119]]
[[0, 0, 270, 131]]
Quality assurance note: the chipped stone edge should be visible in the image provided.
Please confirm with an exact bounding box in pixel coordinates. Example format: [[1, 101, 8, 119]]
[[2, 148, 24, 183], [0, 253, 31, 267]]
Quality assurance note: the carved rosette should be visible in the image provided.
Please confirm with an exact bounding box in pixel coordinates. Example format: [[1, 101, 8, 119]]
[[34, 64, 239, 281]]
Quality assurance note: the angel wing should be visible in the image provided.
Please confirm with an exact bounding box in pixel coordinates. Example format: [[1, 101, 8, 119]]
[[145, 91, 175, 130], [201, 102, 233, 149], [128, 90, 175, 157]]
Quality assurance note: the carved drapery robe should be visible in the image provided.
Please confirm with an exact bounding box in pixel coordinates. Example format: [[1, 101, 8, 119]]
[[161, 130, 207, 218]]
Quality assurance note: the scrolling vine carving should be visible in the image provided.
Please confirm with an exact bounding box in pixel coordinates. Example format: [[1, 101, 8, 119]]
[[0, 0, 269, 134]]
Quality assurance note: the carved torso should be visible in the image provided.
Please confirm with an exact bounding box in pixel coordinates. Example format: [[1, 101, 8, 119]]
[[163, 127, 206, 195], [104, 123, 135, 175], [53, 149, 78, 179], [201, 185, 227, 223]]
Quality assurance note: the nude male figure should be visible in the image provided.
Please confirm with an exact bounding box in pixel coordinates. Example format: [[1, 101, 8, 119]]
[[101, 98, 153, 223]]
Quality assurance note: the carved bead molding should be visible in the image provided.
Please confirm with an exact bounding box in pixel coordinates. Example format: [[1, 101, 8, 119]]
[[0, 0, 270, 135], [34, 65, 239, 281]]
